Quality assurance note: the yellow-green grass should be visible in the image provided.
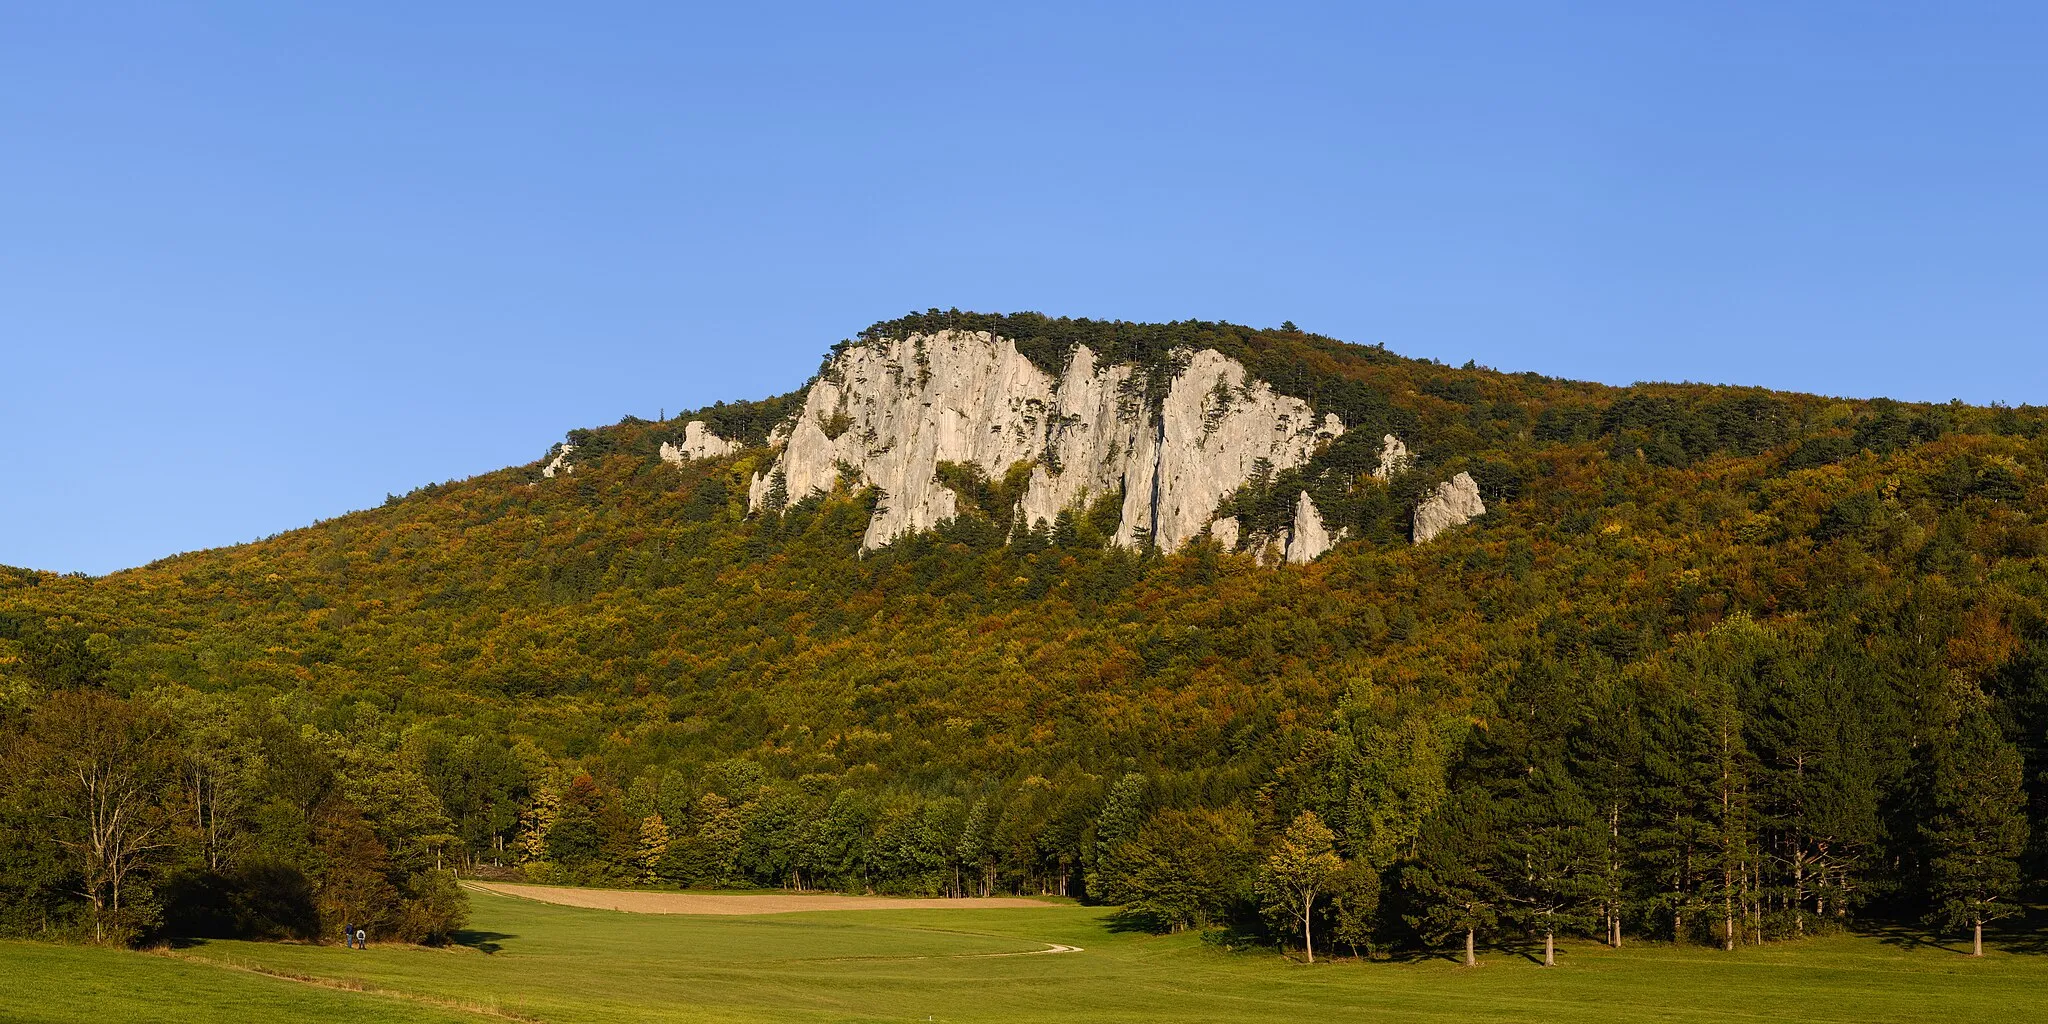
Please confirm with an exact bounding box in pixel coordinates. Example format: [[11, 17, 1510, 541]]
[[4, 889, 2048, 1023], [0, 937, 482, 1023]]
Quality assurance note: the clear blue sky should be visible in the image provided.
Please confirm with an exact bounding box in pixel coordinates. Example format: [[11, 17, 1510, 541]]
[[4, 2, 2044, 574]]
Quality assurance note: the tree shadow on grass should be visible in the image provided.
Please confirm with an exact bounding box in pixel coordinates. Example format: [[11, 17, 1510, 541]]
[[1853, 921, 1967, 955], [453, 930, 518, 955], [1102, 911, 1160, 934], [1365, 947, 1444, 965], [1990, 908, 2048, 955]]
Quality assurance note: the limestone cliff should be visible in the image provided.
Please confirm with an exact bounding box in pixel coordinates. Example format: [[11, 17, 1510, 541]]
[[1283, 491, 1335, 564], [1414, 471, 1485, 543], [1374, 434, 1414, 480], [541, 444, 575, 479], [659, 421, 742, 464], [746, 330, 1343, 552]]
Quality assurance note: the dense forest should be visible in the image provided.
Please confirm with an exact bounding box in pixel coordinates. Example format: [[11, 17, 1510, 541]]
[[5, 312, 2048, 963]]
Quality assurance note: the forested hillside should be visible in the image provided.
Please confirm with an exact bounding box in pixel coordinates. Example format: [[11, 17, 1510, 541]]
[[5, 313, 2048, 961]]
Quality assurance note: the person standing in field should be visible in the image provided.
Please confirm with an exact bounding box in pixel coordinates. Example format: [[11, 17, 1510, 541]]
[[356, 926, 367, 950], [342, 921, 353, 949]]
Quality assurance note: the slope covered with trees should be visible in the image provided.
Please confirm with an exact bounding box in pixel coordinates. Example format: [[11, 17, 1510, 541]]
[[4, 313, 2048, 961]]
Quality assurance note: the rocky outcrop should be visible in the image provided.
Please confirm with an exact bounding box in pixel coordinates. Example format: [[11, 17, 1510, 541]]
[[541, 444, 576, 479], [658, 421, 742, 465], [1413, 472, 1485, 543], [1374, 434, 1414, 480], [747, 330, 1343, 551], [1209, 516, 1240, 552], [1284, 491, 1335, 563]]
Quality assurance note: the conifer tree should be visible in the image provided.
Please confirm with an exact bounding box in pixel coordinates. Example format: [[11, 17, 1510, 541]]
[[1497, 759, 1602, 966], [1924, 709, 2029, 957], [1404, 786, 1503, 966], [1636, 691, 1719, 943], [958, 799, 995, 898], [1087, 773, 1148, 902], [1571, 682, 1642, 947]]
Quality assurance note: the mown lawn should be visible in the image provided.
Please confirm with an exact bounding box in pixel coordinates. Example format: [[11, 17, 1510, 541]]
[[0, 937, 480, 1023], [4, 889, 2047, 1023]]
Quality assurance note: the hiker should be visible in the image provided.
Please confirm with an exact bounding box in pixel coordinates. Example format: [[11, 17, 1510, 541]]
[[355, 926, 368, 950], [342, 921, 353, 949]]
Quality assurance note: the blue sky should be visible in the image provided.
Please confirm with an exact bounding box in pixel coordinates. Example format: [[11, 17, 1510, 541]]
[[3, 2, 2044, 574]]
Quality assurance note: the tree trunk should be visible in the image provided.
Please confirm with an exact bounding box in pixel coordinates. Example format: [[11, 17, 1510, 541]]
[[1793, 847, 1806, 937], [1464, 927, 1476, 967], [1974, 917, 1983, 957], [1303, 893, 1315, 963], [1608, 801, 1622, 948], [1544, 929, 1555, 968], [1721, 724, 1735, 953]]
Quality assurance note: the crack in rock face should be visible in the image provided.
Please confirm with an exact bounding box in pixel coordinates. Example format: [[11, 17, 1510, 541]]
[[1413, 471, 1486, 543], [659, 421, 742, 465], [747, 330, 1343, 553]]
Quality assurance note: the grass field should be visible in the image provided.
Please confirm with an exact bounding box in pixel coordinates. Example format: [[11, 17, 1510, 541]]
[[4, 887, 2048, 1023]]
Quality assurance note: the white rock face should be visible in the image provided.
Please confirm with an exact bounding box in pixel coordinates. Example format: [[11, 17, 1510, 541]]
[[1374, 434, 1414, 480], [658, 421, 742, 465], [541, 444, 576, 479], [1414, 471, 1486, 543], [747, 466, 778, 509], [1284, 491, 1335, 563], [747, 330, 1343, 551], [1209, 516, 1240, 552]]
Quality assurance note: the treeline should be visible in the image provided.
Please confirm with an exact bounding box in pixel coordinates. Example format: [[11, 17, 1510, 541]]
[[11, 605, 2035, 965], [364, 617, 2048, 964], [0, 632, 467, 947]]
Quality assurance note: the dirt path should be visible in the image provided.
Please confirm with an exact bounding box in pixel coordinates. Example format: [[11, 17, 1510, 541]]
[[464, 881, 1057, 916]]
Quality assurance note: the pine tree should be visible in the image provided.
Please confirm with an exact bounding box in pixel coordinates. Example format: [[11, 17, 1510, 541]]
[[1924, 708, 2028, 956], [1749, 653, 1882, 937], [1497, 759, 1602, 967], [1571, 683, 1642, 947], [1087, 773, 1148, 902], [958, 799, 995, 897], [1404, 786, 1503, 966], [1636, 690, 1719, 943]]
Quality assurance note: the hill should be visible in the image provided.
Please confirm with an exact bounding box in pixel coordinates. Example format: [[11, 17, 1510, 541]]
[[4, 311, 2048, 961]]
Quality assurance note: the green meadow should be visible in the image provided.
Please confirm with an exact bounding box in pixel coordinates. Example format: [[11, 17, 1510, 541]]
[[4, 889, 2047, 1023]]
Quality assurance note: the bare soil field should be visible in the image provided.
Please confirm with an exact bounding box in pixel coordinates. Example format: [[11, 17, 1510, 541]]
[[465, 881, 1055, 915]]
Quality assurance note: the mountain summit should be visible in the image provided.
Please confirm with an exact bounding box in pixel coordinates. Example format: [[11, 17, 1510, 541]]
[[550, 312, 1490, 562]]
